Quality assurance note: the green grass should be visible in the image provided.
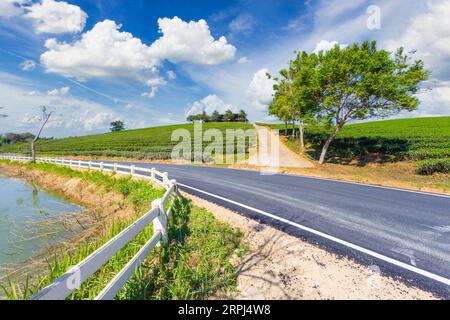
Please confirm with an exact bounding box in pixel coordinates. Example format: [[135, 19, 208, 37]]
[[263, 117, 450, 174], [0, 161, 244, 300], [0, 123, 255, 161]]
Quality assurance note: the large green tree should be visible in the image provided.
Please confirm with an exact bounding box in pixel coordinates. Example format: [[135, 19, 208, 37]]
[[282, 41, 429, 164], [315, 41, 429, 163]]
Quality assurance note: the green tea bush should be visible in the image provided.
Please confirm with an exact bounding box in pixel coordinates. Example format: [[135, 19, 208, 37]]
[[417, 158, 450, 175]]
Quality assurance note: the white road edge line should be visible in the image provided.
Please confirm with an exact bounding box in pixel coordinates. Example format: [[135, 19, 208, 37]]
[[179, 182, 450, 287]]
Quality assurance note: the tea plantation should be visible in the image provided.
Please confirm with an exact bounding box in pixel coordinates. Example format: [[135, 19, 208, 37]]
[[266, 117, 450, 175], [0, 123, 255, 161]]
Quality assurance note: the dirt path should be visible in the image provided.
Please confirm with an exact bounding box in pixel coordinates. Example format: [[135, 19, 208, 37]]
[[249, 125, 315, 168]]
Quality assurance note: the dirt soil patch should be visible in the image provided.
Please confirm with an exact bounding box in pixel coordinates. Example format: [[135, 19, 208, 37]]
[[185, 193, 437, 300]]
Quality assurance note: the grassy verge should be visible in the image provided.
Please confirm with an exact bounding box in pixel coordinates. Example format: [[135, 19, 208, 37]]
[[0, 160, 244, 300]]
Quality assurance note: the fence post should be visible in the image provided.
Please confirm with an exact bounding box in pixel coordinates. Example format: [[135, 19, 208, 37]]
[[130, 165, 135, 175], [100, 162, 104, 171], [150, 168, 156, 181], [89, 161, 92, 169], [113, 163, 117, 172], [152, 199, 168, 246], [170, 179, 181, 197], [162, 172, 169, 186]]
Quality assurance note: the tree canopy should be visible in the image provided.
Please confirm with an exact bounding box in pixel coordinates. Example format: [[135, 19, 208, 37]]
[[110, 120, 126, 132], [187, 109, 248, 123], [269, 40, 430, 164]]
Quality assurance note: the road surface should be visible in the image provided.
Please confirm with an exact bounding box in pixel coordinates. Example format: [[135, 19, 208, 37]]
[[93, 159, 450, 296]]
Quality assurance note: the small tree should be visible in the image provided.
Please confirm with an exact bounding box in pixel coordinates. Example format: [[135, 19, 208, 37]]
[[238, 110, 248, 122], [110, 120, 125, 132], [199, 111, 210, 123], [272, 57, 317, 152], [31, 106, 52, 162], [311, 41, 429, 164], [210, 110, 222, 122], [269, 99, 292, 136], [224, 109, 234, 122]]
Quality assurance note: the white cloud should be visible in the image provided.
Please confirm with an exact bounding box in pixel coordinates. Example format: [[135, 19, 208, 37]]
[[19, 59, 36, 71], [313, 40, 348, 54], [247, 68, 275, 111], [166, 70, 176, 79], [384, 0, 450, 78], [81, 112, 115, 131], [149, 17, 236, 65], [24, 0, 87, 34], [237, 56, 249, 64], [229, 13, 255, 35], [23, 90, 36, 96], [41, 20, 163, 93], [141, 77, 167, 98], [406, 81, 450, 117], [124, 103, 137, 110], [187, 94, 236, 116], [0, 80, 118, 136], [47, 86, 70, 96], [141, 88, 158, 98], [0, 0, 26, 17], [40, 17, 236, 98]]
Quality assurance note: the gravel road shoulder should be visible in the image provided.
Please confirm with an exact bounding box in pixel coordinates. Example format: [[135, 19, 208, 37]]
[[185, 193, 437, 300]]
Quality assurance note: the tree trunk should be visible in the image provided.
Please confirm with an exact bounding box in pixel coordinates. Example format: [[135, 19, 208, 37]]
[[284, 121, 288, 136], [299, 123, 305, 153], [291, 121, 296, 139], [319, 125, 342, 165], [31, 140, 36, 162]]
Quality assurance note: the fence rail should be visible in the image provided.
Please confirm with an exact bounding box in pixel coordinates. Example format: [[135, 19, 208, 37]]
[[0, 155, 180, 300]]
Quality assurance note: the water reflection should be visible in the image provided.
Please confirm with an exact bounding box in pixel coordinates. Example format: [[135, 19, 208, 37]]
[[0, 173, 82, 275]]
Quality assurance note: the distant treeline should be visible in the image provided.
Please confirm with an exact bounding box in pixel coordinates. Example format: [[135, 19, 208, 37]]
[[0, 133, 55, 147], [0, 133, 35, 146], [187, 109, 248, 123]]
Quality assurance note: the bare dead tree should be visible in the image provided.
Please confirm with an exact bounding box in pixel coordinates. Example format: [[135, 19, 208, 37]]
[[31, 106, 52, 162]]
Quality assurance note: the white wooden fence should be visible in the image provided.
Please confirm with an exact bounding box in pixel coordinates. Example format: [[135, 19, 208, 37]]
[[0, 155, 180, 300]]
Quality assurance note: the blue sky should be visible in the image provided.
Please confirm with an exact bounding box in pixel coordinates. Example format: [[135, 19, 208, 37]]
[[0, 0, 449, 137]]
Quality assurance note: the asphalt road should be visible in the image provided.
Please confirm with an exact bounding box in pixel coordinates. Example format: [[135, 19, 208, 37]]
[[95, 160, 450, 296]]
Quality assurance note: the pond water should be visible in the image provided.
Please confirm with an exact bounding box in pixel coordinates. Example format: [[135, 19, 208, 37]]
[[0, 173, 82, 274]]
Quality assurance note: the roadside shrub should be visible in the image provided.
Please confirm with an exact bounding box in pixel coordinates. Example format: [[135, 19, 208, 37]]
[[417, 158, 450, 175]]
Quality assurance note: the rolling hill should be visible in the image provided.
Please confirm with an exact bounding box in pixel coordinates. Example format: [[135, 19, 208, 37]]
[[0, 122, 255, 161]]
